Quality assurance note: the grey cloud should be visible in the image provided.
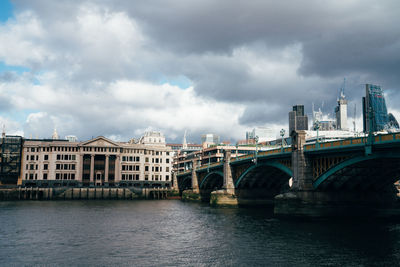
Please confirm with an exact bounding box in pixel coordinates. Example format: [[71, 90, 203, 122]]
[[8, 0, 400, 142]]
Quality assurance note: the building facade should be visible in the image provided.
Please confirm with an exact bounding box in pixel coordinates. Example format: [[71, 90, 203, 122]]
[[362, 84, 399, 133], [21, 135, 173, 188], [0, 135, 23, 185], [289, 105, 308, 134]]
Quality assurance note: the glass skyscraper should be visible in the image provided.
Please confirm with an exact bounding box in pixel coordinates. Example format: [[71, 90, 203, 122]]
[[363, 84, 398, 132]]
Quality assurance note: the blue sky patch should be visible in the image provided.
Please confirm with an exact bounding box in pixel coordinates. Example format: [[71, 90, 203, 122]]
[[159, 75, 192, 89], [0, 62, 30, 74], [0, 0, 14, 22]]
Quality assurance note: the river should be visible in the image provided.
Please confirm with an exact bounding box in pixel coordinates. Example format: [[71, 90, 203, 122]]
[[1, 200, 399, 266]]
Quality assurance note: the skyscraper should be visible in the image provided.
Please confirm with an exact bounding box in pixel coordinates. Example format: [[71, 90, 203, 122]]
[[362, 84, 398, 132], [289, 105, 308, 134]]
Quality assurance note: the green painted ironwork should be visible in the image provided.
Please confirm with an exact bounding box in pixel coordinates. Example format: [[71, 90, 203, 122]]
[[199, 171, 224, 189], [313, 152, 400, 188], [234, 161, 293, 188]]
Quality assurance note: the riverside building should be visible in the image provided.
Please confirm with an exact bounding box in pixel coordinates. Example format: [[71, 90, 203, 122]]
[[20, 131, 173, 188]]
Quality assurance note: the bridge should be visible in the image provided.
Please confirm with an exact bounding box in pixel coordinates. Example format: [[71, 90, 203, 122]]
[[176, 131, 400, 217]]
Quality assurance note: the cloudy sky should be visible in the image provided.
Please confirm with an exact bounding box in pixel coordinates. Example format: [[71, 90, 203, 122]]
[[0, 0, 399, 143]]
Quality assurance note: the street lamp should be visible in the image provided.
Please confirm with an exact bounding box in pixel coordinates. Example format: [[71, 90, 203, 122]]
[[314, 120, 320, 149], [254, 135, 259, 164], [280, 129, 285, 152], [236, 143, 238, 158]]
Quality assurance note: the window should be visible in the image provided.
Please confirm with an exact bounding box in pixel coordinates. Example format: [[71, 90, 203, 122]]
[[30, 155, 34, 161], [145, 175, 148, 181], [43, 173, 48, 180], [71, 173, 75, 180], [72, 155, 76, 160], [166, 175, 169, 181], [136, 157, 140, 162], [36, 155, 38, 160], [64, 164, 68, 170], [44, 155, 49, 161], [56, 164, 61, 170], [26, 155, 29, 160], [30, 164, 34, 170], [145, 166, 149, 172], [122, 156, 126, 161], [71, 164, 75, 170], [155, 158, 159, 163], [122, 174, 126, 180], [29, 173, 34, 180], [56, 173, 60, 179], [155, 167, 159, 172], [57, 154, 61, 160], [145, 157, 149, 163], [129, 165, 133, 171], [31, 148, 35, 152], [44, 164, 48, 170], [64, 173, 68, 180], [166, 152, 170, 156], [166, 167, 169, 172], [135, 165, 139, 171]]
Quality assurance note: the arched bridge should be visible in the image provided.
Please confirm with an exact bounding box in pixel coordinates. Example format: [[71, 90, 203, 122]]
[[177, 131, 400, 211]]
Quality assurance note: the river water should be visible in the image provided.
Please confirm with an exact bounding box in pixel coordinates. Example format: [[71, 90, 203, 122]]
[[1, 200, 400, 266]]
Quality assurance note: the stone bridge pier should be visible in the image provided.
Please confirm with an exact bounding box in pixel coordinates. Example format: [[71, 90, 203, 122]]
[[209, 150, 238, 206]]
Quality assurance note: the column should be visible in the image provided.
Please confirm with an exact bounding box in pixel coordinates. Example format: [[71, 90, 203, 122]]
[[79, 154, 84, 182], [191, 159, 199, 193], [90, 154, 95, 185], [223, 150, 235, 194], [105, 155, 109, 185], [291, 130, 313, 191], [115, 155, 120, 182]]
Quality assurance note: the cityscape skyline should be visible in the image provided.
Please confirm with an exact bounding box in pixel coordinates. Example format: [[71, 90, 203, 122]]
[[0, 1, 399, 143]]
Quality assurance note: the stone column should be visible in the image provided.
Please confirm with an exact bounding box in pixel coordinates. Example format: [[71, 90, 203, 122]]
[[172, 171, 179, 191], [105, 155, 109, 186], [115, 155, 120, 182], [291, 130, 313, 191], [90, 154, 95, 186], [191, 159, 199, 193], [223, 150, 235, 194], [79, 154, 84, 182]]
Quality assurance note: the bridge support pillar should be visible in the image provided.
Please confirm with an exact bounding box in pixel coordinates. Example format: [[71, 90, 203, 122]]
[[210, 150, 238, 206], [182, 159, 201, 202], [275, 130, 315, 216]]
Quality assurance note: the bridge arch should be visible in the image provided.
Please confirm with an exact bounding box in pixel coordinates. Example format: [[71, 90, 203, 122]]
[[313, 152, 400, 191], [199, 171, 224, 189], [178, 176, 192, 191], [235, 161, 293, 188]]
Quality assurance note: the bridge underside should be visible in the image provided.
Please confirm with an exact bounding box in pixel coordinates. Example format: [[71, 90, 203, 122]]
[[235, 165, 291, 201], [316, 158, 400, 194], [199, 173, 223, 202]]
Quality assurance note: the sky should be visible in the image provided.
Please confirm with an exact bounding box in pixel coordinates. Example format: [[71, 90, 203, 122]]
[[0, 0, 399, 143]]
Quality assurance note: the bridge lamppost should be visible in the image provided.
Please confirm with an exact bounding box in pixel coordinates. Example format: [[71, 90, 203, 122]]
[[280, 129, 285, 152], [314, 120, 320, 149], [236, 143, 238, 158], [254, 135, 259, 165]]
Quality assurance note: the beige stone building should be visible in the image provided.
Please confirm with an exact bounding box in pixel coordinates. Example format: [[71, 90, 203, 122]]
[[21, 132, 173, 188]]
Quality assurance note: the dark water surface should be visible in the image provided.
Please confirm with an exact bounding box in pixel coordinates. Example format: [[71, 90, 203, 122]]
[[1, 200, 400, 266]]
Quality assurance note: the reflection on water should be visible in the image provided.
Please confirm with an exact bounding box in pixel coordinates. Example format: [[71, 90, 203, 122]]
[[1, 200, 400, 266]]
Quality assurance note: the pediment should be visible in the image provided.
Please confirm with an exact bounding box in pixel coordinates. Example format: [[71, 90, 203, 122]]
[[81, 136, 120, 147]]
